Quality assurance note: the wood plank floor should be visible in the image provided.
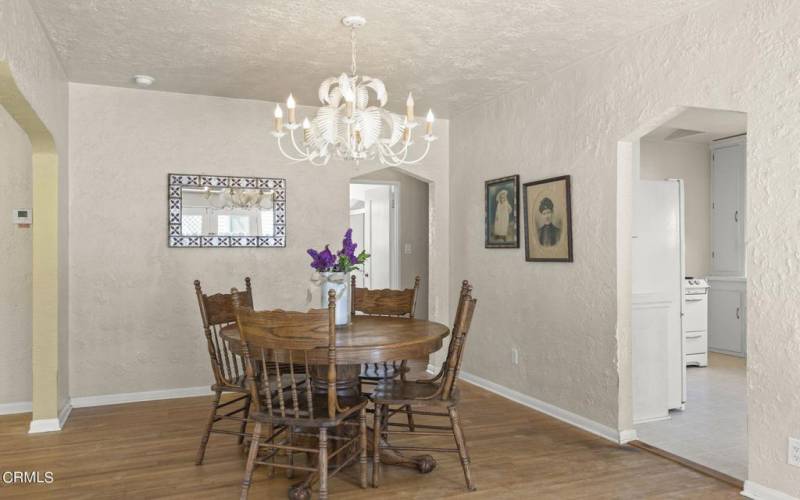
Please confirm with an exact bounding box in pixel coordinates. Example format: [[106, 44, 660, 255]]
[[0, 382, 741, 499]]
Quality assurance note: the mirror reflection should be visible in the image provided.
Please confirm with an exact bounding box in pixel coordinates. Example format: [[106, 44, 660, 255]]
[[180, 186, 275, 237]]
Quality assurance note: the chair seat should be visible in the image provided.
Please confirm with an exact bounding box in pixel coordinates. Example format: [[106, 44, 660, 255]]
[[371, 379, 459, 406], [251, 390, 369, 428]]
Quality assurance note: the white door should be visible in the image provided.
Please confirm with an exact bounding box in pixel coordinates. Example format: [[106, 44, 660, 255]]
[[711, 143, 745, 275], [349, 211, 366, 287], [632, 180, 685, 410], [363, 186, 393, 289]]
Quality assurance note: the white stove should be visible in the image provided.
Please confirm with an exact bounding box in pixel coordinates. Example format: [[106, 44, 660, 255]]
[[685, 277, 710, 294], [684, 277, 710, 366]]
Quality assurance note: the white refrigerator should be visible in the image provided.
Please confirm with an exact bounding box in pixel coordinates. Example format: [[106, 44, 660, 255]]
[[632, 179, 686, 424]]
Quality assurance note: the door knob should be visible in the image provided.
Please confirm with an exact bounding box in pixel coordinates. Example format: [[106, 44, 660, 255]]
[[736, 307, 740, 319]]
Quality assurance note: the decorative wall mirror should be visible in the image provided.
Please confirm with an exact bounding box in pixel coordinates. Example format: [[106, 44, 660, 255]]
[[168, 174, 286, 247]]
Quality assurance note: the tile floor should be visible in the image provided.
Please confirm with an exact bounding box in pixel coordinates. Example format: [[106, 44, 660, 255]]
[[635, 352, 747, 479]]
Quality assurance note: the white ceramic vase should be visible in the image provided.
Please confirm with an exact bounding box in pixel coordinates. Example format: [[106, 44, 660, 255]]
[[319, 272, 350, 326]]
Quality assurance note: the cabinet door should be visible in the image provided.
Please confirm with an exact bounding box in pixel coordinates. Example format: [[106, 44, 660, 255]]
[[711, 143, 745, 275], [708, 288, 743, 355]]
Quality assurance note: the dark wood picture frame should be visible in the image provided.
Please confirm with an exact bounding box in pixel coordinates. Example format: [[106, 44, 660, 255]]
[[522, 175, 573, 262], [484, 174, 520, 248]]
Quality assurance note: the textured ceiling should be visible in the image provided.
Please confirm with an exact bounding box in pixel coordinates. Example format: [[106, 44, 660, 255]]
[[31, 0, 715, 116]]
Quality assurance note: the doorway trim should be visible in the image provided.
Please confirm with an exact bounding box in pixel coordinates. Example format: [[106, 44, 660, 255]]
[[349, 180, 401, 289]]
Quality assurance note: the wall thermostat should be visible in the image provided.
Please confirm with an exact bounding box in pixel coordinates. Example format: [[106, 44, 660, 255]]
[[12, 208, 32, 225]]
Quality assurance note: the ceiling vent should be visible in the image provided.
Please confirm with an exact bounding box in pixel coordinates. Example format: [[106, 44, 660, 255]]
[[664, 128, 704, 141]]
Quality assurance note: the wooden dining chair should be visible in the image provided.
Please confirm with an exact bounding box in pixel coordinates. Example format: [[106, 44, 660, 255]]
[[351, 276, 420, 382], [351, 275, 420, 430], [371, 281, 478, 491], [236, 289, 369, 500], [194, 278, 255, 465]]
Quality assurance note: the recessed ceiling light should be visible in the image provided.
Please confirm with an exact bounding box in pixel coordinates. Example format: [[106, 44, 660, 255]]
[[132, 75, 155, 87]]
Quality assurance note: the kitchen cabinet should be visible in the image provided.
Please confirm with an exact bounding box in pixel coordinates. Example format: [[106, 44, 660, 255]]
[[710, 137, 746, 276], [708, 278, 746, 357]]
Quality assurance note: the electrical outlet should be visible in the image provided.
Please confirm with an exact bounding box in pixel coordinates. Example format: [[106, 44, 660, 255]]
[[511, 348, 519, 365], [789, 437, 800, 467]]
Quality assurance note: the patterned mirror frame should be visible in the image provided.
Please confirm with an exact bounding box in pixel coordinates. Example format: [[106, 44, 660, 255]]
[[168, 173, 286, 248]]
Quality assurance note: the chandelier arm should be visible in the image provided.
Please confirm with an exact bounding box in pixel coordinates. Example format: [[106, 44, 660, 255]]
[[385, 140, 412, 162], [397, 140, 432, 165], [308, 155, 328, 166], [383, 140, 410, 157], [276, 135, 309, 162], [288, 127, 311, 157], [379, 138, 431, 166], [377, 142, 406, 167]]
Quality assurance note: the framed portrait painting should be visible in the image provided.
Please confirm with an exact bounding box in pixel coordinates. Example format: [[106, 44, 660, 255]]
[[523, 175, 573, 262], [485, 175, 520, 248]]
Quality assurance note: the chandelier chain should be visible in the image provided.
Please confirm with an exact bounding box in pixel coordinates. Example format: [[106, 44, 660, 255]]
[[350, 27, 357, 76]]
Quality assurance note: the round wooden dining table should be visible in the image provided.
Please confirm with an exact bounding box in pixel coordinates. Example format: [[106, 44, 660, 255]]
[[220, 315, 450, 473]]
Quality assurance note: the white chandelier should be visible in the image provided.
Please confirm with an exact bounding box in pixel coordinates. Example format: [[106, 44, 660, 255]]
[[187, 186, 274, 210], [271, 15, 437, 166]]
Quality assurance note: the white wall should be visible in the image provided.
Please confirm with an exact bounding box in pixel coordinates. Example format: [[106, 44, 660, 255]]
[[0, 106, 32, 408], [354, 168, 430, 320], [0, 0, 70, 413], [640, 139, 711, 277], [67, 83, 449, 398], [449, 0, 800, 495]]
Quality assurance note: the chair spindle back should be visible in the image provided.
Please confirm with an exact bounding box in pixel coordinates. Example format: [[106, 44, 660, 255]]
[[195, 278, 253, 388], [235, 289, 341, 420], [440, 283, 477, 400]]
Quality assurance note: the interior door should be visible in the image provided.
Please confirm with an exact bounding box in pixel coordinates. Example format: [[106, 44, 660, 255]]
[[711, 143, 745, 275], [349, 212, 366, 287], [364, 186, 392, 289]]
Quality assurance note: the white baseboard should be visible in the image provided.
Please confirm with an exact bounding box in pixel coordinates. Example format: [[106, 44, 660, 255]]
[[70, 385, 212, 409], [619, 429, 638, 444], [28, 402, 72, 434], [742, 481, 798, 500], [458, 370, 628, 444], [28, 418, 61, 433], [0, 401, 32, 416]]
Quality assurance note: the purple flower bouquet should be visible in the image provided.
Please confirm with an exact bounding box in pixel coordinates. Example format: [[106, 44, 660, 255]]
[[307, 229, 369, 274], [307, 229, 369, 325]]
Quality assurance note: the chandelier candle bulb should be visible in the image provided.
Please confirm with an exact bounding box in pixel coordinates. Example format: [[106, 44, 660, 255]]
[[273, 104, 283, 132], [406, 92, 415, 122], [426, 109, 434, 135], [286, 94, 296, 124]]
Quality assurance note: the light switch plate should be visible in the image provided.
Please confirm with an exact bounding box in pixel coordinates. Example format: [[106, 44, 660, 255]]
[[404, 243, 412, 254], [789, 437, 800, 467]]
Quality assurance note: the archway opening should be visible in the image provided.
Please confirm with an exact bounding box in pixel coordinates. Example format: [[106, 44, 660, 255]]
[[618, 106, 748, 482]]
